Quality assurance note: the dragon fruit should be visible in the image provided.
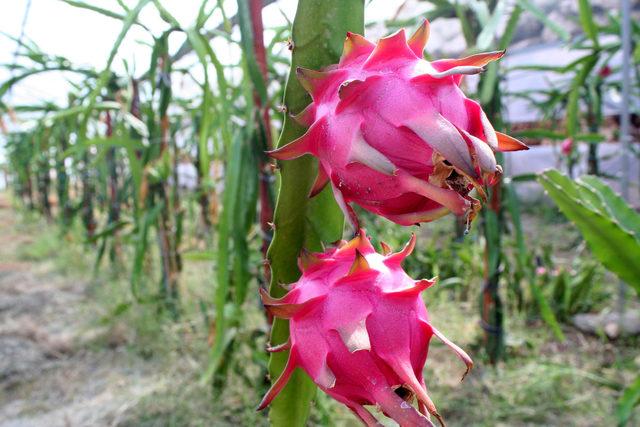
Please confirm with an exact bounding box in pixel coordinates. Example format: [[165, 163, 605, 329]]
[[258, 230, 472, 426], [560, 138, 574, 156], [270, 20, 528, 227]]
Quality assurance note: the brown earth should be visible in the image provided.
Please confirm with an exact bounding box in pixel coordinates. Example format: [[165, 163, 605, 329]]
[[0, 194, 165, 427]]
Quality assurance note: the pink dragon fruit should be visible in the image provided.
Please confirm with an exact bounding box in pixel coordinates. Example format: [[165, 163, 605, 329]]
[[270, 20, 528, 227], [258, 230, 472, 426], [560, 138, 574, 156]]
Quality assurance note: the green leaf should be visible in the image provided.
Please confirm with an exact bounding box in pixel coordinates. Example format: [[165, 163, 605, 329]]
[[205, 132, 244, 381], [507, 64, 567, 72], [454, 3, 476, 47], [152, 0, 181, 27], [617, 375, 640, 426], [41, 101, 120, 124], [578, 176, 640, 240], [265, 1, 363, 425], [202, 34, 233, 151], [476, 0, 506, 50], [185, 27, 214, 178], [575, 133, 605, 143], [509, 173, 538, 182], [131, 203, 162, 300], [181, 250, 216, 261], [498, 4, 522, 50], [513, 128, 565, 140], [78, 0, 152, 140], [88, 219, 130, 242], [474, 3, 521, 104], [61, 136, 144, 158], [232, 134, 258, 306], [122, 112, 149, 138], [125, 147, 143, 199], [577, 0, 599, 47], [566, 55, 598, 137], [61, 0, 132, 23], [538, 170, 640, 296], [479, 61, 499, 105], [236, 0, 268, 104], [197, 85, 212, 178], [0, 67, 96, 100], [516, 0, 570, 42], [567, 264, 597, 314], [467, 0, 490, 26]]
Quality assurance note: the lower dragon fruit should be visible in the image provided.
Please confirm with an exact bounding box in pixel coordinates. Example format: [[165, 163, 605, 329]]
[[258, 230, 472, 426], [270, 20, 528, 227]]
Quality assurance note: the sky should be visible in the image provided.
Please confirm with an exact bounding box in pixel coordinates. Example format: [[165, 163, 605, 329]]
[[0, 0, 412, 108]]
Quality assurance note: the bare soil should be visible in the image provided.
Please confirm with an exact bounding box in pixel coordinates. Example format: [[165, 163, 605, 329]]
[[0, 195, 165, 427]]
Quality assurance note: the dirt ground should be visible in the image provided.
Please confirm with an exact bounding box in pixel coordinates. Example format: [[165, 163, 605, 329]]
[[0, 194, 166, 427]]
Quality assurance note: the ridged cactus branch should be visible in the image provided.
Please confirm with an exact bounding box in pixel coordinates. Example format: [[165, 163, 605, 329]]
[[265, 1, 364, 425]]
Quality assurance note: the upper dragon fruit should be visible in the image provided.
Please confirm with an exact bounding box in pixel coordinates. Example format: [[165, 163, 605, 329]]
[[270, 20, 528, 227], [258, 230, 472, 426]]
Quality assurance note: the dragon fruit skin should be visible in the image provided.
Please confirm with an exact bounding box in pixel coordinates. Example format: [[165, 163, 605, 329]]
[[561, 138, 574, 156], [258, 230, 473, 426], [270, 20, 528, 227]]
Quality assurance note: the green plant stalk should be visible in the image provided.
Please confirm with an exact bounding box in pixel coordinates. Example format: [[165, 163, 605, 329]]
[[577, 0, 601, 176], [104, 110, 121, 263], [481, 179, 505, 364], [55, 121, 72, 228], [566, 56, 598, 139], [618, 375, 640, 426], [194, 126, 212, 231], [237, 0, 275, 281], [231, 132, 259, 307], [31, 127, 52, 220], [156, 40, 180, 315], [265, 1, 363, 425], [503, 182, 565, 340], [93, 108, 121, 271], [204, 131, 260, 385], [80, 150, 96, 239], [55, 141, 69, 222], [479, 35, 505, 365], [36, 151, 52, 219], [584, 67, 605, 176], [25, 151, 35, 210]]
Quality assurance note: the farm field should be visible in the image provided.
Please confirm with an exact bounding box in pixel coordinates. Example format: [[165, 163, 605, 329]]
[[0, 193, 637, 426]]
